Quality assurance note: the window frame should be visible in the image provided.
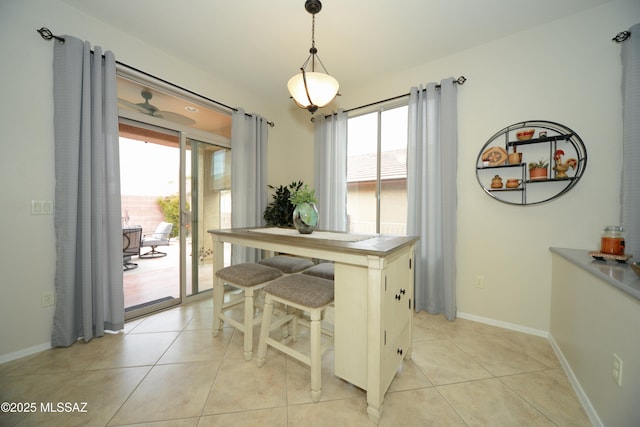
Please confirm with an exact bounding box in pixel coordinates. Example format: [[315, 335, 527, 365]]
[[346, 100, 409, 235]]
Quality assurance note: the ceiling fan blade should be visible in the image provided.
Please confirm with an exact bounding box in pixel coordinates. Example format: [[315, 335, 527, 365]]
[[119, 92, 196, 126], [118, 98, 151, 114], [156, 111, 196, 126]]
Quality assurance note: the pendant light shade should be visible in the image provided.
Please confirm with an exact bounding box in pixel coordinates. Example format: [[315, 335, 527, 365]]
[[287, 0, 339, 113], [287, 71, 339, 112]]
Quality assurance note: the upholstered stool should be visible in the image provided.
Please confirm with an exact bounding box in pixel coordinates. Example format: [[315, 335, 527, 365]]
[[302, 262, 335, 280], [259, 255, 314, 274], [260, 256, 322, 340], [256, 274, 334, 402], [213, 263, 283, 361]]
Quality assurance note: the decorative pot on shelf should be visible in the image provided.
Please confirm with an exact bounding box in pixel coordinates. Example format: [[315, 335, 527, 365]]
[[529, 167, 548, 180], [292, 202, 319, 234], [508, 152, 522, 165], [506, 178, 521, 188]]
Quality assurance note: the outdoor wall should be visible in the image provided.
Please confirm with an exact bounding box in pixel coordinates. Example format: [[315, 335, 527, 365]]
[[347, 180, 407, 235], [121, 195, 164, 234]]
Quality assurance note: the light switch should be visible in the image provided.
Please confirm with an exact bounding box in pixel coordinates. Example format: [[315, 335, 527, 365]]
[[31, 200, 54, 215]]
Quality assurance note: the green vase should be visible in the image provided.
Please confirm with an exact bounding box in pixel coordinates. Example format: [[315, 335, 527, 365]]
[[292, 203, 319, 234]]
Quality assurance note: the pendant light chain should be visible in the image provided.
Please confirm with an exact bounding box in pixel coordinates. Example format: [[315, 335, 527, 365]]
[[310, 13, 317, 72]]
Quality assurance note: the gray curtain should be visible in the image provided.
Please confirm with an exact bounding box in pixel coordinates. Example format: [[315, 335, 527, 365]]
[[407, 79, 458, 321], [314, 110, 348, 231], [230, 108, 268, 263], [52, 36, 124, 347], [621, 23, 640, 258]]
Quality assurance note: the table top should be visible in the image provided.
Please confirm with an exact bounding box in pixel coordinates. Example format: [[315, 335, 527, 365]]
[[208, 227, 418, 258]]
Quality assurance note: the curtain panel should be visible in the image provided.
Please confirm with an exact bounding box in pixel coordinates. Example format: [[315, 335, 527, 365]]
[[52, 36, 124, 347], [621, 23, 640, 258], [407, 79, 458, 321], [314, 110, 348, 232], [230, 109, 269, 263]]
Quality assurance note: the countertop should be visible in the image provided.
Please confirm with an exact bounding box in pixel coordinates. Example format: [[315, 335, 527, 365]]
[[550, 247, 640, 301]]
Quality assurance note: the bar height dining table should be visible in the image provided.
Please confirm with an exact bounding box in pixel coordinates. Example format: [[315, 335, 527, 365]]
[[208, 227, 418, 423]]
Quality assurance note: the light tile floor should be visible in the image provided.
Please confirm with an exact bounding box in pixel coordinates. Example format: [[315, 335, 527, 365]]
[[0, 298, 591, 426]]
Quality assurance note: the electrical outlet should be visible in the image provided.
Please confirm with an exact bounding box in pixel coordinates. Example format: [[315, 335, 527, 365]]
[[41, 291, 55, 307], [613, 353, 623, 386], [475, 275, 484, 289]]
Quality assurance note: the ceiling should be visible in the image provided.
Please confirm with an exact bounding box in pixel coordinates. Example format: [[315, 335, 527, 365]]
[[60, 0, 612, 111], [117, 76, 233, 136]]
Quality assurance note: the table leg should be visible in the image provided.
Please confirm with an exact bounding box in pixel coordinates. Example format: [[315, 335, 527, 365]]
[[366, 256, 385, 423], [212, 236, 225, 332]]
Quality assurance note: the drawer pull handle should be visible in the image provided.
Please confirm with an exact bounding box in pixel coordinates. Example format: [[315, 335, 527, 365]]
[[395, 294, 401, 300], [400, 289, 406, 295], [397, 348, 403, 355]]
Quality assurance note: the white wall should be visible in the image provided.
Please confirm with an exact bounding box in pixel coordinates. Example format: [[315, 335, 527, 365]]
[[0, 0, 295, 359], [329, 0, 640, 333], [1, 0, 639, 360], [551, 254, 640, 426]]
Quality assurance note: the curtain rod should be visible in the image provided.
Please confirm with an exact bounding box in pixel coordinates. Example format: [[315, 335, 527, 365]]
[[322, 76, 467, 120], [612, 30, 631, 43], [37, 27, 275, 127]]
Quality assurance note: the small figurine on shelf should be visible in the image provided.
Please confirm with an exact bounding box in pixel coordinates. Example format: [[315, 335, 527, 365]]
[[491, 175, 503, 189], [552, 149, 578, 179]]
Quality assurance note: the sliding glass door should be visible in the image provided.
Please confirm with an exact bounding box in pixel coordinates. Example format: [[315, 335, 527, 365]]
[[183, 137, 231, 298], [120, 120, 231, 318], [120, 122, 182, 317]]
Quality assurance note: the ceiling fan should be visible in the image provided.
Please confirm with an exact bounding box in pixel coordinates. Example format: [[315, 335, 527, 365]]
[[118, 89, 196, 126]]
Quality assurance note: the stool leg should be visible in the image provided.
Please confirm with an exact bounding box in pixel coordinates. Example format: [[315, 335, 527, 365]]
[[310, 308, 322, 402], [243, 288, 255, 361], [280, 303, 290, 339], [212, 277, 224, 337], [290, 307, 299, 342], [256, 295, 274, 368]]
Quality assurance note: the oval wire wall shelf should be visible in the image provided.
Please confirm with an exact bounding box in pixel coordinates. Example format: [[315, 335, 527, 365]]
[[476, 120, 587, 206]]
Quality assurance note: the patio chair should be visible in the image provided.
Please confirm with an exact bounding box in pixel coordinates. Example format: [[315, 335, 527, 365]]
[[140, 221, 173, 258], [123, 225, 142, 270]]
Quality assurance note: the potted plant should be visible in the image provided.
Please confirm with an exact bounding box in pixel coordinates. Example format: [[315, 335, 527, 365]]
[[290, 184, 319, 234], [528, 158, 548, 180], [263, 181, 304, 227]]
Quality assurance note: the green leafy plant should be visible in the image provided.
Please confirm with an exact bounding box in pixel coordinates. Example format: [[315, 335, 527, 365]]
[[528, 158, 548, 170], [290, 184, 317, 206], [157, 194, 185, 238], [263, 181, 304, 227]]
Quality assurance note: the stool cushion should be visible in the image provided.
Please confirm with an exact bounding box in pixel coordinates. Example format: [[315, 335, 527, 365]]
[[302, 262, 335, 280], [264, 274, 334, 308], [259, 255, 314, 274], [216, 263, 282, 286]]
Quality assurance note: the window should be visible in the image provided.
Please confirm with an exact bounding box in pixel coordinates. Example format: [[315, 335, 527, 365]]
[[347, 105, 408, 235]]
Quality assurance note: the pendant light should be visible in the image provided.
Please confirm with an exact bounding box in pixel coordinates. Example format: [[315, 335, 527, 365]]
[[287, 0, 339, 114]]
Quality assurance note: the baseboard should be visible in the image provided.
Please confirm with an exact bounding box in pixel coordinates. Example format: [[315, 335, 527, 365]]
[[456, 311, 549, 338], [0, 342, 51, 365], [548, 334, 603, 427]]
